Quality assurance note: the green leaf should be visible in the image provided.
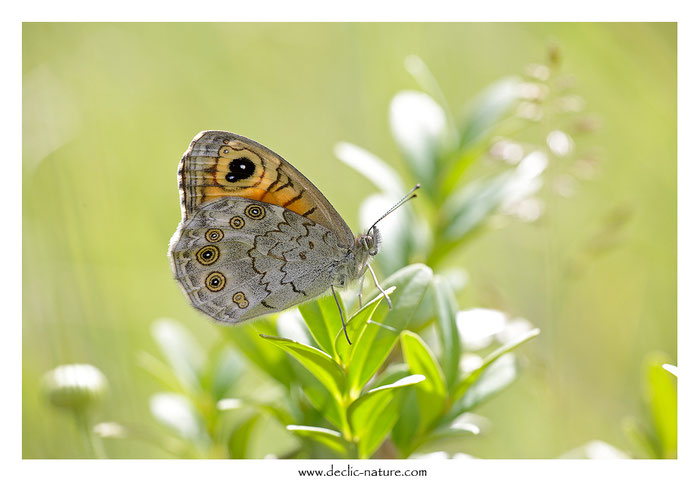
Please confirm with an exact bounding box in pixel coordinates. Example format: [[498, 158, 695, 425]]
[[459, 77, 521, 149], [347, 264, 433, 396], [334, 288, 395, 365], [348, 374, 425, 425], [455, 353, 518, 413], [645, 354, 677, 458], [439, 77, 522, 194], [348, 375, 425, 458], [441, 170, 515, 243], [622, 417, 659, 458], [210, 347, 245, 400], [368, 363, 410, 390], [335, 142, 405, 197], [137, 351, 185, 393], [431, 277, 460, 389], [391, 389, 420, 456], [251, 402, 296, 427], [224, 321, 295, 388], [260, 335, 346, 401], [298, 294, 346, 360], [427, 412, 481, 443], [294, 366, 347, 432], [400, 331, 447, 431], [452, 328, 539, 401], [228, 414, 259, 459], [149, 392, 209, 448], [441, 150, 547, 249], [404, 55, 459, 147], [286, 425, 350, 456], [151, 319, 205, 392], [390, 91, 447, 193]]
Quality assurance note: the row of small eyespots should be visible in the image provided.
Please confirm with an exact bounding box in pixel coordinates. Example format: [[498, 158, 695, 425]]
[[229, 203, 265, 228], [197, 202, 266, 304], [196, 205, 267, 265]]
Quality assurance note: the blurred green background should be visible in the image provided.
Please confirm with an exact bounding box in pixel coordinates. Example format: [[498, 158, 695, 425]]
[[22, 23, 676, 458]]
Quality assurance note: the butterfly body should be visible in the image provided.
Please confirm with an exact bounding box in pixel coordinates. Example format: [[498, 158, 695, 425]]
[[168, 131, 379, 324]]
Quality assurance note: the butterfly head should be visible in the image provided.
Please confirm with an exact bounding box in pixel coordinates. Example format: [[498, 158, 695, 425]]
[[351, 184, 420, 274], [357, 225, 381, 257]]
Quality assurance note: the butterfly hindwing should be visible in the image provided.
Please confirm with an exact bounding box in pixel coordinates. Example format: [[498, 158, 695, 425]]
[[168, 197, 347, 324]]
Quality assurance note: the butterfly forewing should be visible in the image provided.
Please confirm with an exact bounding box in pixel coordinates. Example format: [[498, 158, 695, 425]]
[[178, 131, 354, 246]]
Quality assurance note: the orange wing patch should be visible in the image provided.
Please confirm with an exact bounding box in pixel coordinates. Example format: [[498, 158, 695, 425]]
[[180, 138, 317, 221]]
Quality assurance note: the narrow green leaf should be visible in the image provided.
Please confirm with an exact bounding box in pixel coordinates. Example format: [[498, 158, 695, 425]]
[[400, 331, 447, 431], [404, 55, 459, 147], [389, 91, 447, 193], [427, 412, 481, 443], [210, 347, 245, 400], [260, 335, 346, 401], [348, 375, 425, 458], [252, 402, 296, 427], [452, 328, 539, 401], [622, 417, 660, 458], [391, 389, 420, 457], [645, 354, 677, 458], [441, 171, 515, 242], [298, 294, 346, 360], [335, 142, 405, 197], [431, 277, 460, 389], [441, 150, 547, 249], [348, 264, 433, 395], [294, 366, 347, 432], [455, 353, 518, 413], [348, 374, 426, 426], [228, 414, 260, 459], [224, 321, 295, 388], [286, 425, 350, 456], [459, 77, 521, 149], [137, 351, 185, 393], [439, 77, 522, 194], [368, 363, 410, 390], [334, 288, 395, 364], [149, 392, 209, 448]]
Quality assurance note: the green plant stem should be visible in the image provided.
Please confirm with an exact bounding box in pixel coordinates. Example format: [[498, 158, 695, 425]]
[[74, 412, 106, 459]]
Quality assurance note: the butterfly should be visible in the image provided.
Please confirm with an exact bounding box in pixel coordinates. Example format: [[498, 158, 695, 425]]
[[168, 131, 418, 343]]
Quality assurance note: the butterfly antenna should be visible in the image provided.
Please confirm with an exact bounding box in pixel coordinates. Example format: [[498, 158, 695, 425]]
[[332, 285, 351, 345], [367, 184, 421, 234]]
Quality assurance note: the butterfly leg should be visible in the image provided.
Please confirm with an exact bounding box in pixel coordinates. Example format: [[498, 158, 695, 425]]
[[331, 285, 352, 346], [357, 271, 366, 309], [367, 264, 392, 310]]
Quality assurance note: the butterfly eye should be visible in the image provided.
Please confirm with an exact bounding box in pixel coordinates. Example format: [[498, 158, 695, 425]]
[[244, 204, 266, 220], [205, 228, 224, 243], [196, 246, 220, 265], [205, 272, 226, 292]]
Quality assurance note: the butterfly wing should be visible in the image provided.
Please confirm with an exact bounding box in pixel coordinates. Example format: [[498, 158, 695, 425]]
[[168, 197, 348, 324], [177, 130, 355, 247]]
